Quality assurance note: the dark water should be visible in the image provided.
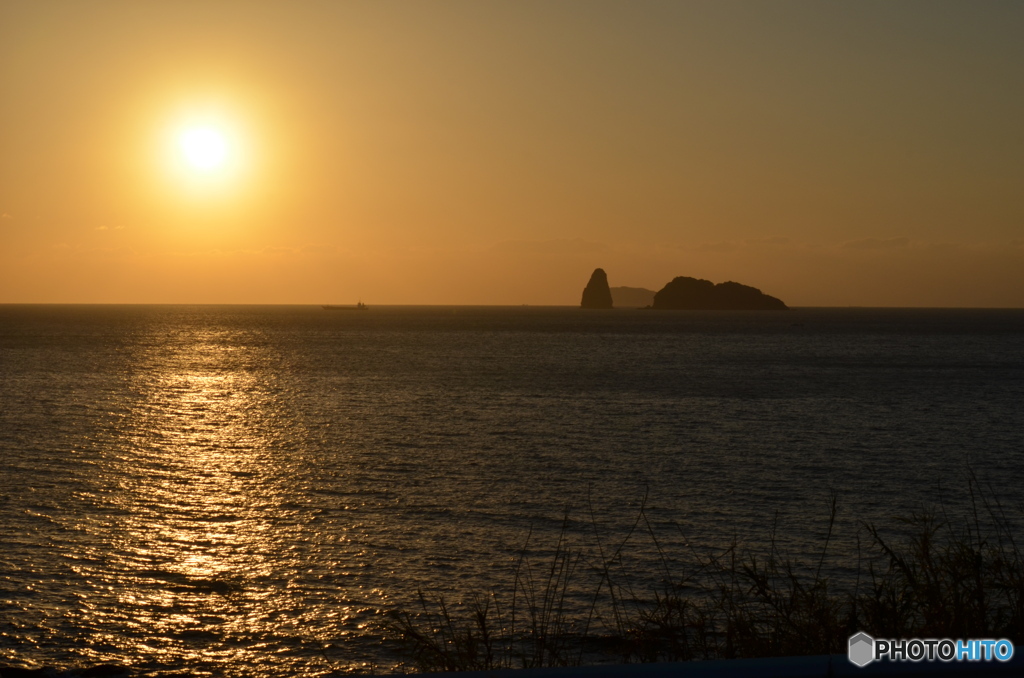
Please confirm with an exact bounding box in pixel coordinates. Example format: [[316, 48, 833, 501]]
[[2, 305, 1023, 675]]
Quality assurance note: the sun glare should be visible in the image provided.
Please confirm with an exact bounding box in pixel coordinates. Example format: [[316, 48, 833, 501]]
[[179, 127, 228, 171], [157, 102, 258, 202]]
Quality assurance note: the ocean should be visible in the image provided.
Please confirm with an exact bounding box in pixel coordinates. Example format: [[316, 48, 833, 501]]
[[2, 305, 1023, 675]]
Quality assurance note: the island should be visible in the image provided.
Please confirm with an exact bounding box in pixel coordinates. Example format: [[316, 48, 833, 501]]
[[652, 276, 787, 310], [580, 268, 614, 309], [610, 286, 656, 309]]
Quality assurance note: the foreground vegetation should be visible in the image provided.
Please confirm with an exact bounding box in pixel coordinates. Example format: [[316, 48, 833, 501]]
[[386, 478, 1024, 672]]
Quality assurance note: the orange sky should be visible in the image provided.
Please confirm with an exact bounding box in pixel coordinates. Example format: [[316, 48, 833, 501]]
[[2, 1, 1023, 306]]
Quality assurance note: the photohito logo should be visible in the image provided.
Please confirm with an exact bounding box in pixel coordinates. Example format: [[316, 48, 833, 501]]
[[848, 632, 1014, 667]]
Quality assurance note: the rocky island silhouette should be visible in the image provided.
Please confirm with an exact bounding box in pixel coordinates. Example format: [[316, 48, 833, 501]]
[[653, 276, 787, 310], [580, 268, 614, 309], [609, 286, 656, 308], [581, 269, 787, 310]]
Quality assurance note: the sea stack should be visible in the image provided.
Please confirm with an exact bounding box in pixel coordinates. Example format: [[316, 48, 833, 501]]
[[581, 268, 613, 309]]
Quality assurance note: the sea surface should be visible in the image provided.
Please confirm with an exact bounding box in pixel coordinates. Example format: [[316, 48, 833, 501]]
[[1, 305, 1023, 675]]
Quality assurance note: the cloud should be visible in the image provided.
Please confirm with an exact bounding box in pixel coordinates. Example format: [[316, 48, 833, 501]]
[[697, 241, 740, 253], [300, 244, 339, 254], [1, 213, 11, 219], [490, 238, 607, 255], [745, 236, 792, 246], [842, 237, 911, 250], [671, 237, 798, 254], [95, 225, 109, 231], [493, 238, 607, 255], [87, 246, 137, 257], [262, 246, 297, 255]]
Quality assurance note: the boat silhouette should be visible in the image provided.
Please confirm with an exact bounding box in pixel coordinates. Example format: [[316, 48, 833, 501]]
[[322, 302, 368, 311]]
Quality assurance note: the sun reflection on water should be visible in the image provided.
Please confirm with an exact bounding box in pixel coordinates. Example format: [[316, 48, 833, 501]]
[[61, 326, 345, 675]]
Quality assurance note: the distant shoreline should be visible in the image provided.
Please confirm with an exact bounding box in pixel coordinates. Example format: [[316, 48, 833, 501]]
[[3, 303, 1024, 309]]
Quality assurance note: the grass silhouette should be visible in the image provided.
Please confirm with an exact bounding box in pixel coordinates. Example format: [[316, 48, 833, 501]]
[[386, 474, 1023, 671]]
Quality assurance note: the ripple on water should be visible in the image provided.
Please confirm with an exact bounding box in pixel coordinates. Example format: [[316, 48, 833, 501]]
[[1, 306, 1023, 674]]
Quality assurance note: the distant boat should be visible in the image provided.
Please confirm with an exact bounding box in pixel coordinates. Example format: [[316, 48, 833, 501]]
[[322, 302, 368, 311]]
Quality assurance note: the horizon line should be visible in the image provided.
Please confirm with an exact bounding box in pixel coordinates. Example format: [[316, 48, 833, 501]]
[[3, 302, 1024, 310]]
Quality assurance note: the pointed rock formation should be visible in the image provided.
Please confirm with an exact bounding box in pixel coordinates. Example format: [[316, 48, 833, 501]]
[[652, 276, 787, 310], [581, 268, 614, 309]]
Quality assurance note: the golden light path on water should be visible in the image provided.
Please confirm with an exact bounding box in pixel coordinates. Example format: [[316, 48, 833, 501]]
[[6, 307, 1023, 675], [61, 324, 382, 675]]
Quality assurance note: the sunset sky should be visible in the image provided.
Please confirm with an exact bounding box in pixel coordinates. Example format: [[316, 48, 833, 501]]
[[2, 1, 1022, 306]]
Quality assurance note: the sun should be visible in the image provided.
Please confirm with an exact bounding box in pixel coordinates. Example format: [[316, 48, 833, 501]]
[[178, 126, 229, 171], [157, 103, 255, 200]]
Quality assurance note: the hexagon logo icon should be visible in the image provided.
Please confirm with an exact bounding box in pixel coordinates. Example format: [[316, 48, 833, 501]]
[[849, 632, 875, 667]]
